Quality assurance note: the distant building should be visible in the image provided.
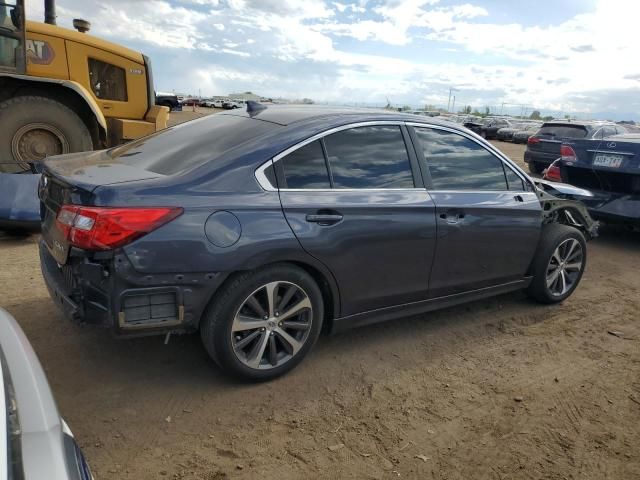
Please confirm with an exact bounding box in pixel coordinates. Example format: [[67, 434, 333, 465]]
[[229, 91, 261, 102]]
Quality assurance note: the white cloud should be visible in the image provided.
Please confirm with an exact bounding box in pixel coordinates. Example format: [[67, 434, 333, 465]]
[[26, 0, 640, 118]]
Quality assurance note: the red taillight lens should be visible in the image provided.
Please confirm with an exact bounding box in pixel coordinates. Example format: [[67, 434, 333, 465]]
[[56, 206, 183, 250], [527, 136, 540, 145], [544, 163, 562, 182], [560, 144, 577, 161]]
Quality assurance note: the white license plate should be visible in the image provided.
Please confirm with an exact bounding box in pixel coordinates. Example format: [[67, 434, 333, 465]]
[[593, 154, 624, 168]]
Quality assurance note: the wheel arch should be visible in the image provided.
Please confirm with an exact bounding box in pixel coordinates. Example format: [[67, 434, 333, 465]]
[[200, 259, 341, 334], [0, 73, 107, 147]]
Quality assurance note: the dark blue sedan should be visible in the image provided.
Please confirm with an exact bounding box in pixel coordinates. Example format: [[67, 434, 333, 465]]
[[38, 105, 597, 381]]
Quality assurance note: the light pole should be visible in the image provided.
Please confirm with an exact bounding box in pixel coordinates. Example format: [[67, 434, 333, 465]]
[[447, 87, 458, 112]]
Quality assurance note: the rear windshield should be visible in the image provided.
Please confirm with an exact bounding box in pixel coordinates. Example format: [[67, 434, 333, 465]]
[[109, 114, 279, 175], [537, 124, 588, 139]]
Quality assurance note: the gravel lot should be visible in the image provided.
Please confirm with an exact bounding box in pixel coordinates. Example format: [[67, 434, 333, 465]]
[[1, 115, 639, 479]]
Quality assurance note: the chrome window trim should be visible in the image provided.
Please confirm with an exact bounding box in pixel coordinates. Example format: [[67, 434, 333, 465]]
[[0, 351, 6, 480], [255, 159, 277, 192], [254, 119, 534, 192], [406, 121, 533, 192]]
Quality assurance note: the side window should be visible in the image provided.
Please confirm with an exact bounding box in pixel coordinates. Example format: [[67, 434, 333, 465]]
[[88, 58, 128, 101], [504, 165, 525, 191], [281, 140, 331, 189], [323, 125, 414, 189], [602, 126, 616, 138], [414, 127, 508, 190]]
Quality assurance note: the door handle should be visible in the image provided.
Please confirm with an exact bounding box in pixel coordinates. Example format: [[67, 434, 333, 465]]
[[514, 195, 524, 203], [305, 214, 343, 225], [439, 212, 465, 224]]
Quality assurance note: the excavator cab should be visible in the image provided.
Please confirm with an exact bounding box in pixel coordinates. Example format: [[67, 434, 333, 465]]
[[0, 0, 25, 73]]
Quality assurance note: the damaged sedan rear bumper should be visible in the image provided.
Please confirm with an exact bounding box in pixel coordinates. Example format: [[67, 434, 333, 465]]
[[39, 240, 227, 336]]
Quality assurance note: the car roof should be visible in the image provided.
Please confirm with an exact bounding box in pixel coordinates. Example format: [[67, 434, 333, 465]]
[[542, 120, 617, 128], [217, 104, 457, 128]]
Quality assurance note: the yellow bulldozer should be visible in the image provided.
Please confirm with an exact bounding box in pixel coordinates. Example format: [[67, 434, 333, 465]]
[[0, 0, 169, 173]]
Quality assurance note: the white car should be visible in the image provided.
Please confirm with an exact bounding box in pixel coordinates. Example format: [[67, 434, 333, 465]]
[[0, 308, 93, 479]]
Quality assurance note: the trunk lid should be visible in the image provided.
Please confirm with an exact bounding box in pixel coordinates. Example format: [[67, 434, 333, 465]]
[[529, 123, 589, 155]]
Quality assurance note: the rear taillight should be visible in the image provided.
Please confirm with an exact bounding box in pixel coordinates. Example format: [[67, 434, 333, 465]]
[[543, 161, 562, 182], [560, 144, 577, 162], [527, 136, 540, 145], [56, 206, 183, 250]]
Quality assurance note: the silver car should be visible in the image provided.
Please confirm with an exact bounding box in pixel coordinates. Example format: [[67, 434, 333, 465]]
[[0, 308, 93, 479]]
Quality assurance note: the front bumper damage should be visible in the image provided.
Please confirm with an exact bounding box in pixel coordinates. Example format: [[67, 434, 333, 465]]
[[39, 240, 226, 336]]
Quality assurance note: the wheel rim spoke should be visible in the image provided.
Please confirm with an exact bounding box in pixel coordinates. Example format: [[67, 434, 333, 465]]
[[265, 282, 278, 317], [245, 295, 267, 318], [564, 261, 582, 271], [234, 329, 261, 350], [233, 314, 268, 332], [231, 280, 313, 370], [275, 327, 304, 355], [546, 268, 560, 288], [246, 331, 270, 368], [281, 320, 310, 331], [277, 297, 311, 322], [277, 284, 297, 312]]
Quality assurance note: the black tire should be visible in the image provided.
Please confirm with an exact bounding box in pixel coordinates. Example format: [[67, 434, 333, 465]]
[[528, 161, 543, 175], [526, 224, 587, 304], [200, 264, 324, 381], [0, 95, 93, 173]]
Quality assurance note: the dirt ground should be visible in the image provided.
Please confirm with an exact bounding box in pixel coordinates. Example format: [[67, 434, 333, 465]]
[[1, 127, 639, 479]]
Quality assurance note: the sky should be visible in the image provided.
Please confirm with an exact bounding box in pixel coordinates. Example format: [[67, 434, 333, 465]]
[[27, 0, 640, 120]]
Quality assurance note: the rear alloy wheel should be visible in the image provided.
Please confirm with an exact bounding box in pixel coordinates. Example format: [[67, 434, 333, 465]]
[[527, 224, 586, 304], [231, 281, 313, 370], [200, 264, 324, 381]]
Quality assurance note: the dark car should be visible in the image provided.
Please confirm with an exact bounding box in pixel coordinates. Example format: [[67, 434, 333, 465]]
[[38, 106, 596, 381], [524, 121, 627, 174], [544, 134, 640, 227], [156, 93, 181, 111], [181, 98, 200, 107], [480, 118, 514, 140], [512, 124, 541, 144]]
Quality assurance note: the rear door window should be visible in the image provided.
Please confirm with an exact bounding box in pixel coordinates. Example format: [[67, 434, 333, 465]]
[[281, 140, 331, 189], [323, 125, 414, 189], [414, 127, 508, 191], [537, 124, 588, 139]]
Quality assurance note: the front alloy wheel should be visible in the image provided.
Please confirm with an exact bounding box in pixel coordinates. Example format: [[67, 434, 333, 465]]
[[545, 238, 584, 297], [231, 281, 313, 370]]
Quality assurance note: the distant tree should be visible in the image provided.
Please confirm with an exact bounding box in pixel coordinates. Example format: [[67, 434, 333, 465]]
[[564, 114, 572, 120], [301, 98, 314, 104], [402, 105, 412, 111], [529, 110, 542, 120], [484, 107, 490, 115], [472, 109, 483, 117], [460, 105, 472, 114], [542, 115, 554, 121], [424, 104, 437, 111]]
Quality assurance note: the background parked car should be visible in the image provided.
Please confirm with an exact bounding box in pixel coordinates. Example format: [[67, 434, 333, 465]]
[[222, 101, 241, 109], [513, 124, 542, 144], [544, 134, 640, 227], [182, 98, 201, 107], [39, 105, 595, 382], [524, 120, 628, 174], [480, 118, 514, 140], [156, 93, 181, 111], [496, 122, 528, 141], [0, 308, 93, 479]]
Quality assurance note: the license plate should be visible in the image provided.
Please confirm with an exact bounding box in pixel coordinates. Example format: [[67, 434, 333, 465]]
[[593, 154, 624, 168]]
